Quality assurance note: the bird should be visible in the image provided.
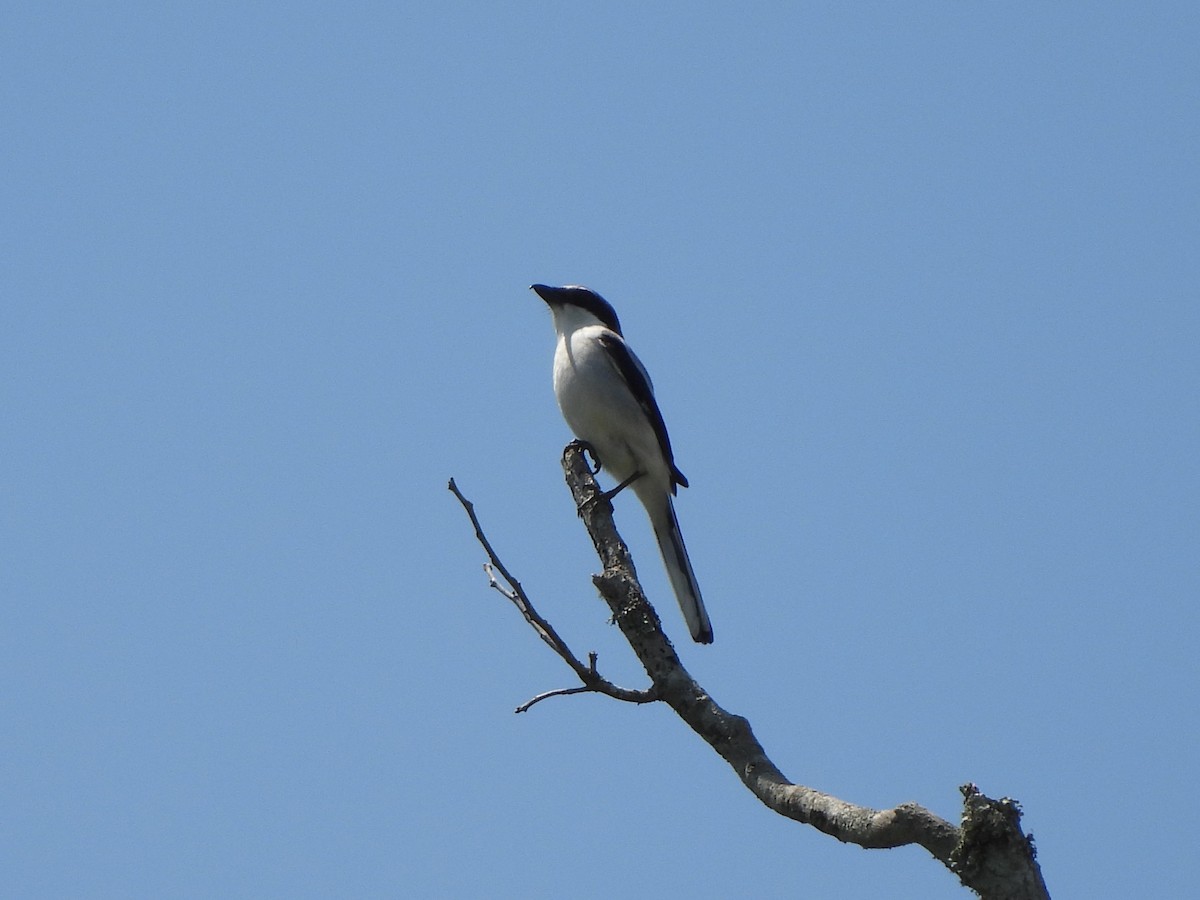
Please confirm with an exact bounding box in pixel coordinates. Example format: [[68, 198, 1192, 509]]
[[531, 283, 713, 644]]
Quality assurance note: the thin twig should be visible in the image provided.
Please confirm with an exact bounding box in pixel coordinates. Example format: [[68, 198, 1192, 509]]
[[515, 686, 595, 713], [448, 478, 656, 710]]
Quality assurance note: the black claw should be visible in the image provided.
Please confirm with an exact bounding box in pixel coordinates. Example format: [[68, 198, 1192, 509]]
[[567, 439, 602, 473], [572, 440, 602, 474]]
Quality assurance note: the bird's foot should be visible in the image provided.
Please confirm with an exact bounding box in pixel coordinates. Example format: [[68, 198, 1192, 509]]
[[568, 439, 603, 475], [576, 470, 644, 516]]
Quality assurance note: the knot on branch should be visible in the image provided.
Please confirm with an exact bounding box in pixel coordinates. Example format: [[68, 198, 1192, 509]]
[[951, 784, 1049, 898]]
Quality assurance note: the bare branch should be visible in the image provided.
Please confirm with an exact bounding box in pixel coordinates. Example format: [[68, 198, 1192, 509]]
[[447, 478, 657, 710], [448, 462, 1050, 899]]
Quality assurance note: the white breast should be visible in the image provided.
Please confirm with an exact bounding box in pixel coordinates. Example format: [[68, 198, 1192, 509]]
[[552, 324, 672, 492]]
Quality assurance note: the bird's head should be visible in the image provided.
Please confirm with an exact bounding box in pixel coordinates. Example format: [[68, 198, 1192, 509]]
[[530, 284, 623, 336]]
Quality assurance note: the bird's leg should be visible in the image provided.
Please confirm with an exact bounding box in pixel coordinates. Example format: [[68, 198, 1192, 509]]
[[577, 469, 643, 516], [601, 470, 643, 502]]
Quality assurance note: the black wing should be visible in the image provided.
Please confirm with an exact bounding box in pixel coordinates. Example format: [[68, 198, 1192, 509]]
[[598, 332, 689, 493]]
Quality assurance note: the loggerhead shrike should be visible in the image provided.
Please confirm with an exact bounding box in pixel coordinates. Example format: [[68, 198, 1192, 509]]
[[532, 283, 713, 644]]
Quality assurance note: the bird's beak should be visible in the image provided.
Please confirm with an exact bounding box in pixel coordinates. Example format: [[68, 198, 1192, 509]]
[[530, 284, 558, 305]]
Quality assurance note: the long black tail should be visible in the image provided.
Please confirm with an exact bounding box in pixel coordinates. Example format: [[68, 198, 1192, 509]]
[[650, 498, 713, 644]]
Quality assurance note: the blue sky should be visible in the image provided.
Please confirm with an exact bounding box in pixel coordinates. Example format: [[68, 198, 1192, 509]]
[[3, 3, 1197, 898]]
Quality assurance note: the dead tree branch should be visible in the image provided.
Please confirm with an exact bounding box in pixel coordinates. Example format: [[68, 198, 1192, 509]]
[[448, 447, 1050, 899], [448, 478, 657, 712]]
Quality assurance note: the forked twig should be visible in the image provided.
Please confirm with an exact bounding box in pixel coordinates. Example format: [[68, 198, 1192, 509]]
[[447, 478, 656, 712]]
